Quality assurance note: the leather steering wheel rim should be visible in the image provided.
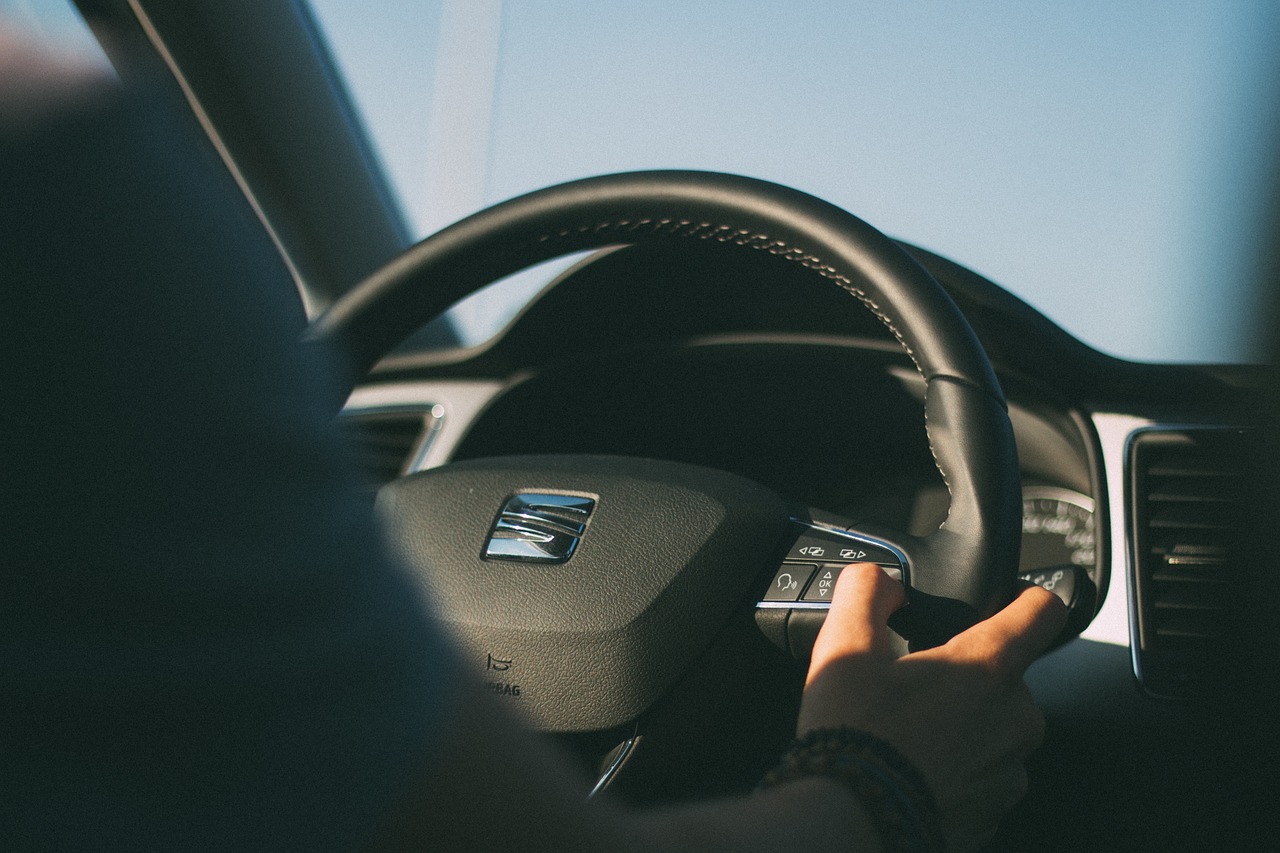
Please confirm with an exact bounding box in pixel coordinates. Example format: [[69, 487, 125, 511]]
[[306, 170, 1021, 644]]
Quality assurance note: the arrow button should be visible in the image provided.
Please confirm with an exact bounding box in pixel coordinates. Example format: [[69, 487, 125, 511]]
[[801, 568, 841, 602]]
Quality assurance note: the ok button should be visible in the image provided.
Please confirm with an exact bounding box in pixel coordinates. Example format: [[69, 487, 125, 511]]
[[802, 567, 842, 602]]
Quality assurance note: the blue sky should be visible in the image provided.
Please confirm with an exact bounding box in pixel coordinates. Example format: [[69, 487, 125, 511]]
[[313, 0, 1279, 362]]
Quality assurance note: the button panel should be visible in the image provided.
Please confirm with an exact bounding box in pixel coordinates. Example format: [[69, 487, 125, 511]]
[[758, 520, 908, 611]]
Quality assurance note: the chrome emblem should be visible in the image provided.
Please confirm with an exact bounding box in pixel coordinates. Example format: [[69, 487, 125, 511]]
[[483, 493, 596, 563]]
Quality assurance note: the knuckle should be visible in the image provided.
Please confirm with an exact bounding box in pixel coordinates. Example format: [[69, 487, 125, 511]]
[[981, 643, 1016, 679]]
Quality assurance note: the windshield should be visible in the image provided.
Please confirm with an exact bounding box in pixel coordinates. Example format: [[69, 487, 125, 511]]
[[19, 0, 1272, 363], [307, 0, 1278, 364]]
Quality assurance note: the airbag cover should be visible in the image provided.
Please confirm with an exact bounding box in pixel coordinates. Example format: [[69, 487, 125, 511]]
[[376, 455, 788, 731]]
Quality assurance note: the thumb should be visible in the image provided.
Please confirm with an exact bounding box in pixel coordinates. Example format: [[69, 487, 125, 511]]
[[945, 583, 1069, 679], [809, 563, 906, 678]]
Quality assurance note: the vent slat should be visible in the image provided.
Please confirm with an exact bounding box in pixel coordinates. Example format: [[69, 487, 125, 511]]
[[336, 409, 439, 491], [1150, 572, 1230, 584], [360, 433, 423, 450], [1152, 584, 1232, 608], [1147, 503, 1242, 530], [1146, 473, 1233, 502], [1145, 467, 1243, 479]]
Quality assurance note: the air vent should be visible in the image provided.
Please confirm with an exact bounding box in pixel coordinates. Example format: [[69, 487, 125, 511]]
[[1129, 428, 1260, 699], [336, 406, 443, 491]]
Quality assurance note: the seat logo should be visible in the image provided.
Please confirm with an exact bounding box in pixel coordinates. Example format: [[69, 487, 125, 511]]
[[483, 493, 596, 563]]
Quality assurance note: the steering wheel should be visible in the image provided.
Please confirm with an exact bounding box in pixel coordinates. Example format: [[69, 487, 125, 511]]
[[305, 170, 1020, 742]]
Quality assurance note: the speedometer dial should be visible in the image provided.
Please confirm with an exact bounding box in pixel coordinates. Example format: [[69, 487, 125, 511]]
[[1021, 486, 1096, 583]]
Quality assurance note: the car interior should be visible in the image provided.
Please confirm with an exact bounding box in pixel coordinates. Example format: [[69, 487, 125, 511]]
[[22, 1, 1278, 850]]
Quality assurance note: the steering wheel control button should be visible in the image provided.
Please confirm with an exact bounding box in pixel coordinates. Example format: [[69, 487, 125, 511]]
[[1019, 565, 1077, 606], [1016, 564, 1098, 647], [877, 564, 904, 584], [763, 564, 817, 602], [802, 567, 841, 602], [796, 564, 904, 604], [483, 493, 596, 563], [787, 533, 901, 567]]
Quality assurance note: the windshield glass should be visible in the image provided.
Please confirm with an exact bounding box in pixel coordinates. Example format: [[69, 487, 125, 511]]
[[311, 0, 1277, 363]]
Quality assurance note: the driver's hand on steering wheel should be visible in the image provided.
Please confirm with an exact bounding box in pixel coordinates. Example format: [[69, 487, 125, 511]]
[[800, 564, 1068, 853]]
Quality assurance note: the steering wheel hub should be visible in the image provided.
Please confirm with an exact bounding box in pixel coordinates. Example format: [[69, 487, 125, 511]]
[[378, 454, 787, 731]]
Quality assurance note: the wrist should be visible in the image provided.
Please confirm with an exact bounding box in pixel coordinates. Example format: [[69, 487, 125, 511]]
[[758, 727, 944, 853]]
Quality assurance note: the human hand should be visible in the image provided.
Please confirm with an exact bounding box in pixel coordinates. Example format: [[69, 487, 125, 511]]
[[798, 563, 1068, 852]]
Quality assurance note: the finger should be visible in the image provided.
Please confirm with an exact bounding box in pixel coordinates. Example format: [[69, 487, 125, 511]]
[[811, 563, 906, 667], [949, 583, 1068, 679]]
